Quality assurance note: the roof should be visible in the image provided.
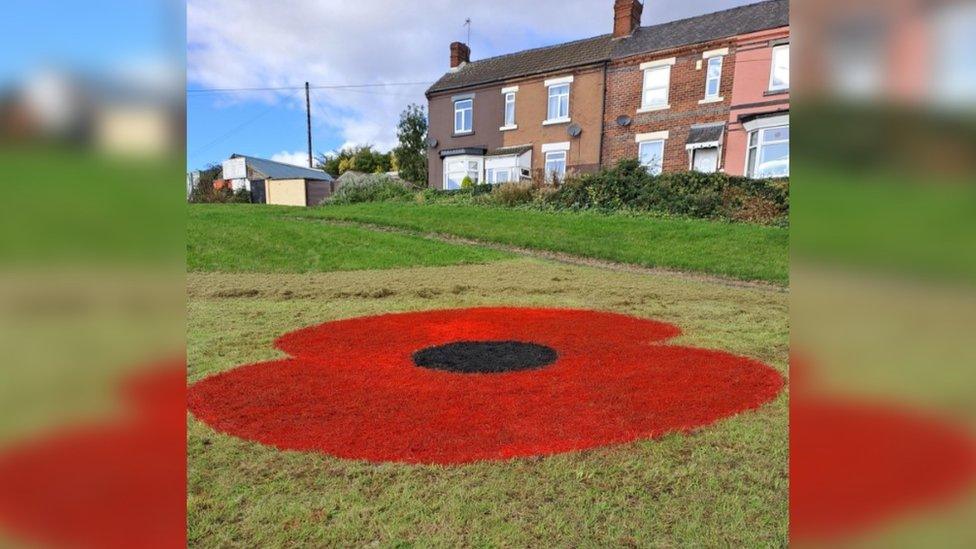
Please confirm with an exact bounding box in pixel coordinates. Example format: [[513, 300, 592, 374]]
[[487, 145, 533, 157], [686, 123, 725, 146], [231, 154, 333, 181], [427, 34, 613, 95], [426, 0, 788, 96], [612, 0, 789, 59]]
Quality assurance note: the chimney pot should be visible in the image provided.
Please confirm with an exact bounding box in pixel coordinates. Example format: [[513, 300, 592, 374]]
[[613, 0, 643, 39], [450, 41, 471, 68]]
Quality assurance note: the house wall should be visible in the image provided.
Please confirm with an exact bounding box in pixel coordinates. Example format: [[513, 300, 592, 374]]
[[265, 178, 307, 207], [602, 40, 736, 173], [726, 27, 790, 176], [499, 65, 606, 177], [426, 83, 505, 189]]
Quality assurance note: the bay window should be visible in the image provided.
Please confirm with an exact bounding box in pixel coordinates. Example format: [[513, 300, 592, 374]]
[[747, 125, 789, 178], [443, 155, 482, 189]]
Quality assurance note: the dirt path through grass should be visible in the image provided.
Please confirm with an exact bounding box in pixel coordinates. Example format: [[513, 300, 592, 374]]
[[302, 217, 787, 292]]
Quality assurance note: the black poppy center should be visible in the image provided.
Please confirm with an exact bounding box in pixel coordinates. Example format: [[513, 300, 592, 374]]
[[412, 341, 558, 374]]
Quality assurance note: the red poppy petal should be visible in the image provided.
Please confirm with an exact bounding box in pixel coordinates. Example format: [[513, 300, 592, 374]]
[[189, 308, 782, 464]]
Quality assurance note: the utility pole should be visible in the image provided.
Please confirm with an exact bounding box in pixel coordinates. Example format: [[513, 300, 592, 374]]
[[305, 81, 313, 169]]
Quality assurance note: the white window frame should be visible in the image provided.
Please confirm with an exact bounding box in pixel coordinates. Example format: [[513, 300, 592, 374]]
[[443, 154, 483, 189], [502, 92, 517, 129], [639, 58, 675, 112], [454, 98, 473, 134], [638, 141, 665, 175], [544, 150, 567, 180], [545, 77, 572, 124], [744, 116, 789, 178], [768, 44, 790, 92], [704, 56, 724, 100]]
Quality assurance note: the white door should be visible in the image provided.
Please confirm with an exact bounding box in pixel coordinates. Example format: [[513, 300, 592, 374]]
[[692, 148, 719, 173]]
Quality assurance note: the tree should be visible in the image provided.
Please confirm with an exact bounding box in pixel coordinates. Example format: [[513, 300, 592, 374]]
[[393, 104, 428, 187], [316, 145, 393, 177]]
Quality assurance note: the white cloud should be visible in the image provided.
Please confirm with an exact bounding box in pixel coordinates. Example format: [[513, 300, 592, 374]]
[[188, 1, 753, 151], [270, 150, 312, 168]]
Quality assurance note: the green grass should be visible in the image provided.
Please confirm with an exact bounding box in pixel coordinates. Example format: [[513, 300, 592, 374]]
[[300, 203, 789, 283], [187, 204, 510, 272], [187, 260, 788, 547], [791, 165, 976, 282]]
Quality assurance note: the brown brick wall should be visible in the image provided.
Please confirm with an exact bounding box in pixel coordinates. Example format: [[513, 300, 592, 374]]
[[500, 65, 605, 177], [602, 42, 736, 172], [426, 84, 504, 189]]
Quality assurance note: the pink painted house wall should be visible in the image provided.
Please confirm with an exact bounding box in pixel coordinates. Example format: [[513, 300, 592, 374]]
[[725, 27, 790, 177]]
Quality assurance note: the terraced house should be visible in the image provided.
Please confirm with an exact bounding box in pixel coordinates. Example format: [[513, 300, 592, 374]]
[[425, 0, 789, 189]]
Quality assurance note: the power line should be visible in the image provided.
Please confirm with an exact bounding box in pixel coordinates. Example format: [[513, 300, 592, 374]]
[[187, 81, 434, 94], [187, 88, 303, 160]]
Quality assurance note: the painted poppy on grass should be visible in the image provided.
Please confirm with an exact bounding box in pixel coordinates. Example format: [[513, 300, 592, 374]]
[[188, 308, 784, 464]]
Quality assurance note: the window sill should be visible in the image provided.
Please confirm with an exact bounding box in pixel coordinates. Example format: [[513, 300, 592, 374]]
[[764, 89, 789, 96], [637, 104, 670, 113], [452, 131, 474, 137], [542, 118, 571, 126], [698, 97, 724, 104], [499, 124, 518, 131]]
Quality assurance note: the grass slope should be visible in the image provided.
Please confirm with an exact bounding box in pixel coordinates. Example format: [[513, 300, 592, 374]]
[[303, 203, 788, 283], [188, 204, 510, 272], [187, 260, 788, 547]]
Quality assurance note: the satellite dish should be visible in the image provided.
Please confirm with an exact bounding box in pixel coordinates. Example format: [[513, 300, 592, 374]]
[[425, 137, 438, 148], [567, 123, 582, 138], [616, 115, 632, 127]]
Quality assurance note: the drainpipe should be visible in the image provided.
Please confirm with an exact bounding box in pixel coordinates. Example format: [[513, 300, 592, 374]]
[[598, 61, 609, 170]]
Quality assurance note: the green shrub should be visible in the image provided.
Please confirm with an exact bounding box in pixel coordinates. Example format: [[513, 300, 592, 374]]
[[329, 174, 412, 205], [460, 175, 474, 189], [546, 159, 788, 224], [492, 181, 535, 207]]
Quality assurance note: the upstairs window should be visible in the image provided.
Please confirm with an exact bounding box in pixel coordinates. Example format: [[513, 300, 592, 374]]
[[504, 92, 516, 127], [705, 56, 723, 99], [642, 65, 671, 109], [769, 44, 790, 91], [454, 98, 473, 134], [547, 84, 570, 121]]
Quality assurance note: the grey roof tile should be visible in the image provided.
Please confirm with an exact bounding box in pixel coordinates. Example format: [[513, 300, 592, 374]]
[[427, 34, 613, 95], [426, 1, 788, 95], [612, 0, 789, 59]]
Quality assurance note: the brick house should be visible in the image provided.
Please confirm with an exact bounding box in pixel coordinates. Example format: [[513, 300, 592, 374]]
[[425, 0, 789, 189]]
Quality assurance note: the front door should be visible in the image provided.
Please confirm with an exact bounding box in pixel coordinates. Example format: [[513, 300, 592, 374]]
[[692, 148, 719, 173]]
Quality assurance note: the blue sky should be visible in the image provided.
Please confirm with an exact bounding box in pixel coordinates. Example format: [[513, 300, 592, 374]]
[[0, 0, 182, 85], [186, 0, 759, 171]]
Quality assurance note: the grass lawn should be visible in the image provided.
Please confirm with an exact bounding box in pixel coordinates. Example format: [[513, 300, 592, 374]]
[[188, 204, 510, 272], [186, 202, 788, 545], [300, 202, 789, 284], [791, 165, 976, 282], [187, 259, 788, 547]]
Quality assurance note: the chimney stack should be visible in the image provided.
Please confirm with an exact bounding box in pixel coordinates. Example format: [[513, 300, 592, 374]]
[[450, 42, 471, 68], [613, 0, 643, 39]]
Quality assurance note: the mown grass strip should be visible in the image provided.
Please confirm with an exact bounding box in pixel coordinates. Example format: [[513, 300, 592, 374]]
[[303, 203, 789, 283], [188, 204, 511, 273]]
